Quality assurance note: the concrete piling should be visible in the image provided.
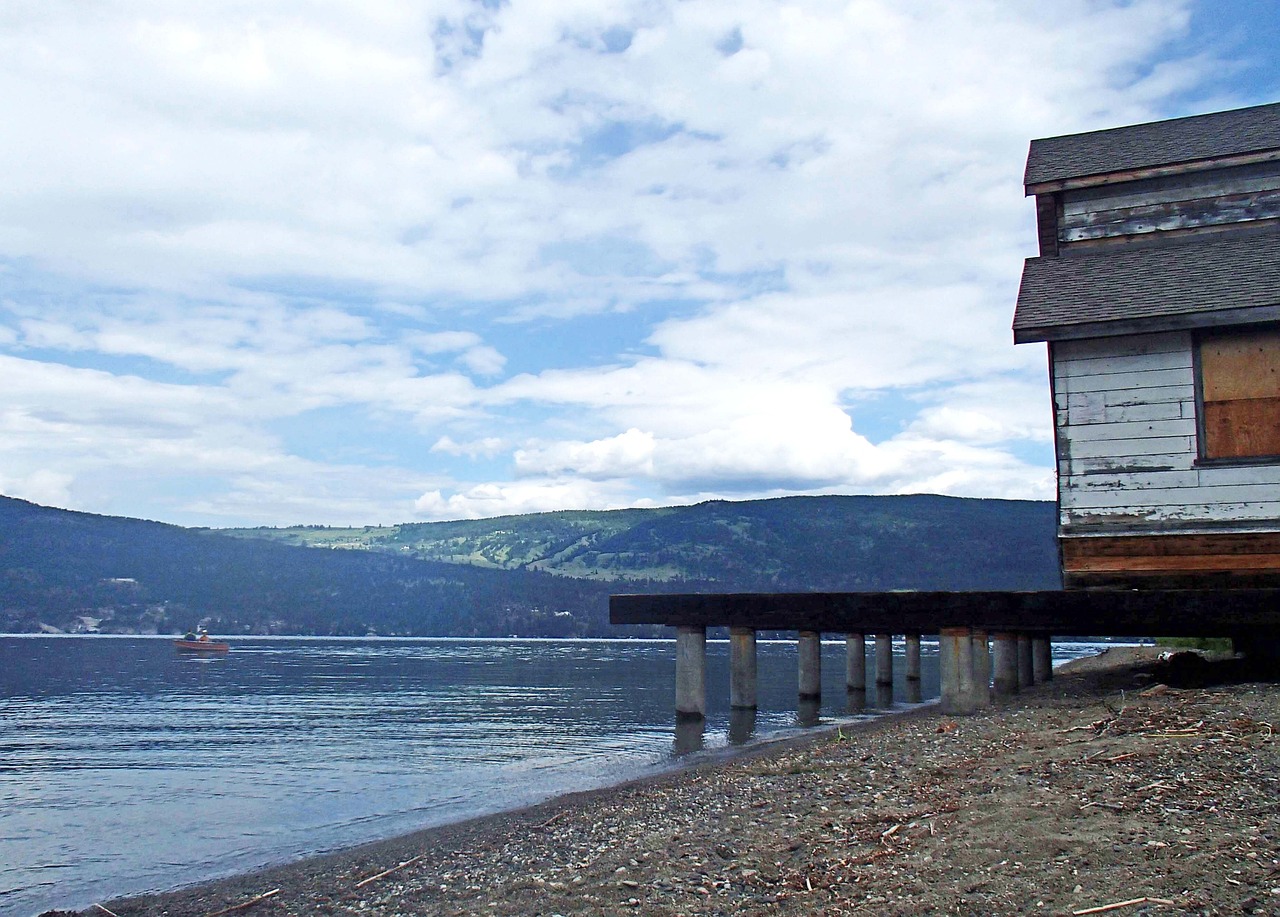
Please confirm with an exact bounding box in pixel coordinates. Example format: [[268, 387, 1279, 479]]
[[1017, 634, 1034, 688], [1032, 636, 1053, 683], [670, 621, 1039, 725], [875, 633, 894, 688], [905, 634, 921, 685], [846, 632, 867, 694], [729, 627, 758, 709], [939, 626, 976, 715], [798, 630, 822, 701], [846, 632, 867, 711], [874, 634, 894, 706], [993, 631, 1019, 696], [971, 629, 991, 708], [904, 634, 923, 703], [675, 625, 706, 721]]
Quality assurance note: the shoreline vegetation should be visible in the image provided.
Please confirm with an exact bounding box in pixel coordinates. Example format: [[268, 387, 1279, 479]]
[[54, 646, 1279, 917]]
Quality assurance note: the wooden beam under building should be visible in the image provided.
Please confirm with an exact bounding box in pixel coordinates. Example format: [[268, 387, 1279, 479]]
[[609, 588, 1280, 640]]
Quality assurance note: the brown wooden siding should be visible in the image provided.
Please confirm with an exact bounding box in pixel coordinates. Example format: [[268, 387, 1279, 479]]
[[1061, 532, 1280, 588], [1036, 193, 1060, 256]]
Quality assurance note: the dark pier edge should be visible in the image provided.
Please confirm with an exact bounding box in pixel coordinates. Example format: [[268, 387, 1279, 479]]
[[609, 589, 1280, 642]]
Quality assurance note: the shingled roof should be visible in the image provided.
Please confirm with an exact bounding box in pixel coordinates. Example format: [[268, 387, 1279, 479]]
[[1025, 101, 1280, 189], [1012, 229, 1280, 343]]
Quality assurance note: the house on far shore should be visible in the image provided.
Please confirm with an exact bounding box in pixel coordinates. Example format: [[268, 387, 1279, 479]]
[[1013, 101, 1280, 590]]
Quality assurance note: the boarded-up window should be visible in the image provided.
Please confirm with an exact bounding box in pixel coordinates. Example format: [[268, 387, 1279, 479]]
[[1198, 328, 1280, 460]]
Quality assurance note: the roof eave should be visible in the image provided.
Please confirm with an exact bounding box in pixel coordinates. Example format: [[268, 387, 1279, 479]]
[[1024, 148, 1280, 196], [1013, 303, 1280, 345]]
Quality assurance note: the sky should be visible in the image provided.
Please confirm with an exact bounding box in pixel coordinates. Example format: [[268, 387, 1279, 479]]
[[1, 0, 1278, 528]]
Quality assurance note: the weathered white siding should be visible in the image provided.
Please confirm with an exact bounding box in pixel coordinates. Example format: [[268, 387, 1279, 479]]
[[1054, 331, 1280, 532], [1059, 160, 1280, 245]]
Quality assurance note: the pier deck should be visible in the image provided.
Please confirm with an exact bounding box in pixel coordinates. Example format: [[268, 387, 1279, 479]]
[[609, 589, 1280, 718]]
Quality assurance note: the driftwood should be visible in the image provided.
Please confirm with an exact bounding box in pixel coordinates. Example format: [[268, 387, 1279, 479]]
[[92, 905, 122, 917], [202, 888, 281, 916], [537, 810, 568, 829], [1072, 895, 1177, 915], [354, 854, 425, 889]]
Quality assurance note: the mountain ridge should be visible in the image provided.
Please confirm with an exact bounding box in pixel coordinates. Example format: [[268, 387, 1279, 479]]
[[0, 493, 1061, 637], [222, 493, 1062, 590]]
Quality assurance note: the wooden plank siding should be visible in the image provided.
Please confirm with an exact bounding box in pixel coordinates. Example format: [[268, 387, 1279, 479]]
[[1061, 533, 1280, 588], [1058, 160, 1280, 246], [1053, 331, 1280, 539]]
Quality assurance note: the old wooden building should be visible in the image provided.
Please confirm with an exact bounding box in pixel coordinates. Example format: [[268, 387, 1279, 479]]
[[1013, 101, 1280, 589]]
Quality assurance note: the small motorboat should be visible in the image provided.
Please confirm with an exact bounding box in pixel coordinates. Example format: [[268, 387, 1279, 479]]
[[175, 630, 230, 653]]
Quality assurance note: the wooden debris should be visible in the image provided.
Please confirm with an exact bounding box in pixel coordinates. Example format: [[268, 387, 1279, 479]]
[[1072, 895, 1177, 915], [354, 854, 425, 889], [202, 889, 281, 917], [92, 905, 122, 917], [537, 810, 567, 829]]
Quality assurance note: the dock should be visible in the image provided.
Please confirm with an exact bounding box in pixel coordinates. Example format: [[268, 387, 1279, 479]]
[[610, 589, 1280, 718]]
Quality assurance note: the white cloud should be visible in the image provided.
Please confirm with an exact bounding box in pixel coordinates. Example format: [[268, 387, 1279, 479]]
[[515, 428, 656, 479], [906, 377, 1057, 445], [414, 478, 636, 520], [0, 0, 1264, 524], [0, 469, 75, 509], [431, 435, 506, 458]]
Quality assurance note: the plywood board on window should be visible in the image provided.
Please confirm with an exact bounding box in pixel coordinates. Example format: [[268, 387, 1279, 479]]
[[1203, 397, 1280, 458], [1199, 329, 1280, 401]]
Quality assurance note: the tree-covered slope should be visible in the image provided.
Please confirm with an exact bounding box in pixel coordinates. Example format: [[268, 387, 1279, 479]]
[[0, 496, 617, 637], [226, 494, 1062, 591], [1, 493, 1061, 637]]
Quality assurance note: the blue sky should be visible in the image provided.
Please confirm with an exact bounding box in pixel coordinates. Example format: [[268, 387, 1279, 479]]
[[1, 0, 1278, 527]]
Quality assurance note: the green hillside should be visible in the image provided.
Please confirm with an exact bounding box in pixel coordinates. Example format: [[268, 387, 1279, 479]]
[[0, 496, 619, 638], [1, 493, 1061, 637], [224, 494, 1062, 592]]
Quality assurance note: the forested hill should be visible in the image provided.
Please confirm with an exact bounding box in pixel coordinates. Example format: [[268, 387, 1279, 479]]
[[0, 496, 617, 637], [1, 494, 1061, 637], [225, 494, 1061, 591]]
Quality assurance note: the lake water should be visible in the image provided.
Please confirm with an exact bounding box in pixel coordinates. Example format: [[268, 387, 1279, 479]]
[[0, 635, 1109, 916]]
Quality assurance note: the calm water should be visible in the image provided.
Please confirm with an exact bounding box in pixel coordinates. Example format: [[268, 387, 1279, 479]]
[[0, 636, 1108, 916]]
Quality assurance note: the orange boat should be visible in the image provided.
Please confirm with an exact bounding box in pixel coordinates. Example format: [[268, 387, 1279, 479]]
[[175, 631, 230, 653]]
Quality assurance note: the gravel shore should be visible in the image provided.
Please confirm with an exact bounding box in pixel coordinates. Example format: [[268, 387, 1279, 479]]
[[56, 646, 1279, 917]]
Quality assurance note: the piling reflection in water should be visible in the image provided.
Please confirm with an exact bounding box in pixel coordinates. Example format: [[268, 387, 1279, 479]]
[[673, 718, 704, 755], [729, 707, 757, 746], [846, 686, 866, 714], [796, 698, 821, 728]]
